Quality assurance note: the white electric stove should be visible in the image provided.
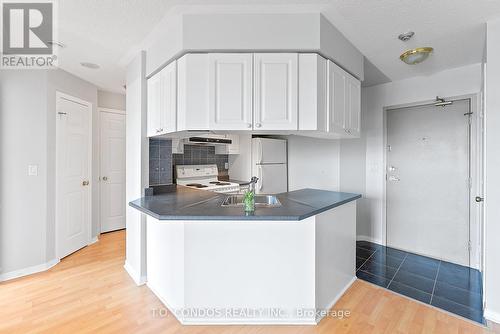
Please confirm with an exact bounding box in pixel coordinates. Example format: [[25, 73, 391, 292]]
[[175, 164, 241, 193]]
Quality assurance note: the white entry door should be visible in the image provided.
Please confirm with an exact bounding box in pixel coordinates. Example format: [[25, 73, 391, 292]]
[[100, 111, 126, 232], [56, 93, 92, 259], [386, 100, 470, 266]]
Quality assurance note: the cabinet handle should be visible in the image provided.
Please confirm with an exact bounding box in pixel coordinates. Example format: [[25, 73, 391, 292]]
[[247, 123, 252, 128], [102, 176, 108, 181], [256, 123, 262, 128], [82, 180, 90, 186]]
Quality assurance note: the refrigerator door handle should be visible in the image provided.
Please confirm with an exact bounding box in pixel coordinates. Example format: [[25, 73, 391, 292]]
[[258, 140, 263, 164], [258, 166, 263, 191]]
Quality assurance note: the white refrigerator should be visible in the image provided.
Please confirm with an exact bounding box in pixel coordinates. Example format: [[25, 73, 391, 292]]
[[251, 138, 288, 194]]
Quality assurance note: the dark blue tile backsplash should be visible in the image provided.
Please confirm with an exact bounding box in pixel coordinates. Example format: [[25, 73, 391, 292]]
[[149, 139, 172, 186], [149, 139, 229, 186]]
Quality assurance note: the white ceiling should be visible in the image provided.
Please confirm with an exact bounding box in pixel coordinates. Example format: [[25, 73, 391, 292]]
[[322, 0, 500, 82], [56, 0, 500, 93]]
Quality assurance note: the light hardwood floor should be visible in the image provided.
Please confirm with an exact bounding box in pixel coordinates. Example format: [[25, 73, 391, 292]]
[[0, 230, 496, 334]]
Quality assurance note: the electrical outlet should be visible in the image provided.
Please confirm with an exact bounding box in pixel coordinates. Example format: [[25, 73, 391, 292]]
[[224, 162, 229, 170], [28, 165, 38, 176]]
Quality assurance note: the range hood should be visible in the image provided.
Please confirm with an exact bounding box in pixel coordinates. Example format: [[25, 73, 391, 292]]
[[188, 135, 232, 145]]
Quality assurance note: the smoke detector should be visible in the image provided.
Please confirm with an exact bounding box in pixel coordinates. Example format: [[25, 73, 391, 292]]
[[398, 31, 415, 42]]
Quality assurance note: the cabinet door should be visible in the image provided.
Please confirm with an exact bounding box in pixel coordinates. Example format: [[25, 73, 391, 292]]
[[209, 54, 253, 130], [254, 53, 298, 130], [328, 60, 347, 135], [298, 54, 327, 131], [147, 73, 162, 137], [347, 76, 361, 137], [159, 61, 177, 134], [177, 54, 210, 131]]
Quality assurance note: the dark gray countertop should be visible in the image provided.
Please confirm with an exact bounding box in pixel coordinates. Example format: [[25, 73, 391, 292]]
[[129, 186, 361, 221]]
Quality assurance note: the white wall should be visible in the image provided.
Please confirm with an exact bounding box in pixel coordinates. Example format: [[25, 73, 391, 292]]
[[125, 51, 148, 285], [0, 71, 48, 274], [98, 90, 126, 110], [361, 63, 482, 244], [288, 136, 340, 191], [484, 18, 500, 323], [339, 137, 368, 239], [228, 134, 252, 182], [0, 69, 99, 277]]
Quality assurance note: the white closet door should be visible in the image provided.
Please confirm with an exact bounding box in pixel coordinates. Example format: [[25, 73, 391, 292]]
[[56, 94, 92, 258], [100, 111, 126, 233]]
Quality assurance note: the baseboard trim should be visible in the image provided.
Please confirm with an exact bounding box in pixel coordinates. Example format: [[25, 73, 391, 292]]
[[148, 282, 318, 325], [0, 259, 59, 282], [124, 261, 146, 286], [147, 276, 356, 325], [89, 236, 99, 245], [484, 308, 500, 324], [316, 276, 357, 324], [357, 235, 383, 244]]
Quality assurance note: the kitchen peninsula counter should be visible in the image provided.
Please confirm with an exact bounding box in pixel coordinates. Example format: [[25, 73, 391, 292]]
[[129, 186, 360, 325], [129, 186, 360, 221]]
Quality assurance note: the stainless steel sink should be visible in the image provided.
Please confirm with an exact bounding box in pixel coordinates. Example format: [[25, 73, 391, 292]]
[[221, 194, 282, 207]]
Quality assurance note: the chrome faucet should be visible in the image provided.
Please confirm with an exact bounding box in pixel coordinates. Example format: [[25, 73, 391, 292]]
[[240, 176, 259, 187]]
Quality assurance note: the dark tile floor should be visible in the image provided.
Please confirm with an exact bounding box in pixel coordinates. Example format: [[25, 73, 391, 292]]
[[356, 240, 484, 324]]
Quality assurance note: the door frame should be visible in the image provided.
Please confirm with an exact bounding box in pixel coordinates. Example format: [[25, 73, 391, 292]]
[[55, 91, 93, 259], [98, 107, 126, 234], [382, 93, 483, 270]]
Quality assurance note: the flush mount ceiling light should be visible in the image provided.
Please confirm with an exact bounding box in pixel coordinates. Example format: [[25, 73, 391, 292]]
[[80, 62, 100, 69], [399, 47, 433, 65]]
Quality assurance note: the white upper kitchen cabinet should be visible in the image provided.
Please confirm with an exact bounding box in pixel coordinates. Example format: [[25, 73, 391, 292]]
[[346, 76, 361, 137], [327, 60, 361, 138], [177, 54, 210, 131], [147, 72, 162, 137], [328, 60, 347, 135], [147, 61, 177, 137], [254, 53, 298, 131], [209, 54, 253, 130], [298, 54, 327, 132]]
